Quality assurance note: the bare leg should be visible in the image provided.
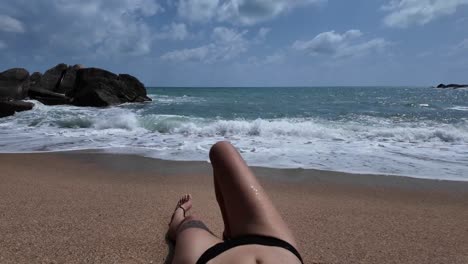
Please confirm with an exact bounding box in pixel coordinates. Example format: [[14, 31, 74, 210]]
[[209, 141, 298, 248], [168, 195, 222, 264], [214, 170, 231, 239]]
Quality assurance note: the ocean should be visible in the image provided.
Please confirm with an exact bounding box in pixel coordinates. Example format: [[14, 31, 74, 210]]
[[0, 87, 467, 181]]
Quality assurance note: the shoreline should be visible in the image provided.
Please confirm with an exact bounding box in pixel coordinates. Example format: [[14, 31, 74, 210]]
[[2, 148, 468, 183], [1, 152, 467, 263]]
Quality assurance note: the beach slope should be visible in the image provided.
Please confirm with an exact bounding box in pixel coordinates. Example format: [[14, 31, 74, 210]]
[[0, 153, 467, 264]]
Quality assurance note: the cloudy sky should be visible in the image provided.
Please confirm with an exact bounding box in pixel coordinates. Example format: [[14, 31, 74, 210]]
[[0, 0, 467, 86]]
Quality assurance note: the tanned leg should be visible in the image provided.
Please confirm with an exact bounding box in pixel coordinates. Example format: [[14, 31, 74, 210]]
[[214, 172, 231, 239], [168, 195, 222, 264], [209, 141, 298, 248]]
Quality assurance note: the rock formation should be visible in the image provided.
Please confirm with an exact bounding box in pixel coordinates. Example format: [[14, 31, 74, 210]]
[[0, 100, 34, 118], [0, 68, 30, 100], [0, 63, 151, 118], [436, 83, 468, 89], [69, 68, 151, 107]]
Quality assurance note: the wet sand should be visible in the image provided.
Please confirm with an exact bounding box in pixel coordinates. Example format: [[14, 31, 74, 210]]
[[0, 152, 467, 264]]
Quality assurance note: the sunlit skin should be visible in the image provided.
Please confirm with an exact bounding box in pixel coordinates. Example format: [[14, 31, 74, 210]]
[[167, 141, 302, 264]]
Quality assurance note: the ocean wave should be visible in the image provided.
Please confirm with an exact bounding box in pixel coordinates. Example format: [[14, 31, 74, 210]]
[[448, 106, 468, 112], [9, 102, 468, 144], [132, 115, 467, 144], [152, 94, 206, 105], [1, 102, 467, 181]]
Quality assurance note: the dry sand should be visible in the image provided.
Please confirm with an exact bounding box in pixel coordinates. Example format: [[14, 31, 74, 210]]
[[0, 152, 467, 264]]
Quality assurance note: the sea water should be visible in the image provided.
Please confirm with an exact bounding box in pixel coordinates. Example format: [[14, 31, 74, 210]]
[[0, 87, 467, 181]]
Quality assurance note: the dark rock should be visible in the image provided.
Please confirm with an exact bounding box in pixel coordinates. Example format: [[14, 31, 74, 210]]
[[30, 72, 42, 82], [436, 83, 468, 89], [28, 88, 71, 105], [55, 64, 83, 94], [70, 68, 151, 107], [23, 72, 42, 96], [34, 63, 68, 92], [28, 63, 82, 94], [0, 68, 30, 100], [26, 64, 76, 105], [0, 100, 34, 118], [119, 74, 151, 102]]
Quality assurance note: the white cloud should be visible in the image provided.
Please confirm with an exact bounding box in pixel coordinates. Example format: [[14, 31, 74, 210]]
[[0, 0, 162, 57], [0, 14, 25, 33], [177, 0, 220, 22], [293, 30, 388, 58], [161, 27, 249, 63], [156, 23, 189, 40], [257, 27, 271, 41], [161, 45, 211, 61], [177, 0, 324, 25], [382, 0, 468, 28], [0, 40, 6, 49], [248, 52, 284, 65]]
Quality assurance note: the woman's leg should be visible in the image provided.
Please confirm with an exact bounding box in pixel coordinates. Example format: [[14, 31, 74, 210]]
[[168, 195, 222, 264], [214, 170, 231, 239], [209, 141, 298, 248]]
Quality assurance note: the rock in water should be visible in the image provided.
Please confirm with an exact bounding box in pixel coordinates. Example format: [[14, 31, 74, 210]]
[[70, 68, 151, 107], [56, 64, 83, 94], [0, 100, 34, 118], [28, 64, 82, 94], [27, 64, 80, 105], [436, 83, 468, 89], [119, 74, 152, 103], [28, 88, 71, 105], [30, 63, 68, 92], [0, 68, 30, 100]]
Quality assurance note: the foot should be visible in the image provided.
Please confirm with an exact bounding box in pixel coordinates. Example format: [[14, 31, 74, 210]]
[[167, 194, 192, 241]]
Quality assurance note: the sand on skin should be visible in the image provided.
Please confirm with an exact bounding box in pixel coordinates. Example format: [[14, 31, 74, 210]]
[[0, 152, 468, 264]]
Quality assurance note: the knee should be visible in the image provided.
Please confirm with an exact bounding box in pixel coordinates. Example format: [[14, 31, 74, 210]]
[[209, 141, 234, 161]]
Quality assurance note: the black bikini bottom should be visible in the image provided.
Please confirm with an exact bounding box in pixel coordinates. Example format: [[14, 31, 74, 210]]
[[196, 234, 304, 264]]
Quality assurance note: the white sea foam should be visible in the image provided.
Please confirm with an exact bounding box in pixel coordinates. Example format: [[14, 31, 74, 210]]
[[448, 106, 468, 112], [152, 95, 206, 105], [0, 102, 467, 181]]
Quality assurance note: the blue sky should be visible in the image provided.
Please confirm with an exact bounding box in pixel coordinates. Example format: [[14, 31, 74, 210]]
[[1, 0, 467, 86]]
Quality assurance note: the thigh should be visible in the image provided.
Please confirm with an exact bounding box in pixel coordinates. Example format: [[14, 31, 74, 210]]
[[209, 142, 297, 248], [172, 217, 222, 264]]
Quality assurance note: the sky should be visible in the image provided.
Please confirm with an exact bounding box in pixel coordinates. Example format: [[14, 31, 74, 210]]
[[0, 0, 467, 87]]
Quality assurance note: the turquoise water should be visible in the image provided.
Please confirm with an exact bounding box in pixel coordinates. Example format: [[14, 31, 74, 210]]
[[0, 87, 467, 180], [143, 87, 467, 122]]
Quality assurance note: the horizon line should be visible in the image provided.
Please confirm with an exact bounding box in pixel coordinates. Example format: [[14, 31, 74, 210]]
[[146, 85, 433, 88]]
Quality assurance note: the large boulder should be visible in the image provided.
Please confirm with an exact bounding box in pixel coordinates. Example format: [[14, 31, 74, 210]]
[[23, 72, 42, 97], [28, 63, 82, 94], [0, 68, 30, 100], [55, 64, 83, 94], [28, 88, 71, 105], [32, 63, 68, 92], [69, 68, 151, 107], [0, 100, 34, 118], [119, 74, 152, 102], [27, 64, 80, 105]]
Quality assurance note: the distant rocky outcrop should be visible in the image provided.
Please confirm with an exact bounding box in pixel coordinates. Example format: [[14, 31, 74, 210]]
[[0, 68, 30, 100], [69, 68, 151, 107], [0, 100, 34, 118], [0, 63, 151, 118], [436, 83, 468, 89]]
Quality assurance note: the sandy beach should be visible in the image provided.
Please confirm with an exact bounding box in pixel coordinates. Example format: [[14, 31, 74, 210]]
[[1, 152, 467, 264]]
